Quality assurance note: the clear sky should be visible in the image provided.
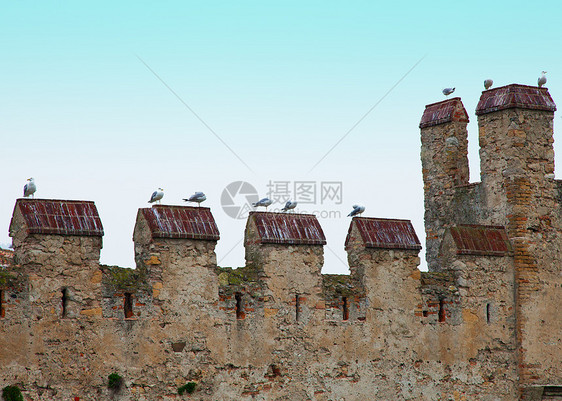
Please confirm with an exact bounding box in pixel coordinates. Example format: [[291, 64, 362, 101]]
[[1, 1, 560, 273]]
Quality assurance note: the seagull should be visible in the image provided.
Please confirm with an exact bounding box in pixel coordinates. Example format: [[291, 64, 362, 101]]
[[252, 197, 273, 210], [538, 71, 547, 88], [148, 188, 164, 204], [281, 200, 297, 212], [183, 192, 206, 206], [23, 177, 36, 198], [442, 87, 455, 97], [347, 205, 365, 217], [484, 79, 493, 90]]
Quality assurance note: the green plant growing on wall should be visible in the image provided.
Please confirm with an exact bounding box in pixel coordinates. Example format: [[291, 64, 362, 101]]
[[177, 382, 196, 395], [107, 373, 123, 390], [2, 385, 23, 401]]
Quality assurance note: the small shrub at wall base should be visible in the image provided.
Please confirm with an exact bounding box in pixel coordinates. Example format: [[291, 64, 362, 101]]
[[2, 386, 24, 401], [107, 373, 123, 390], [178, 382, 196, 395]]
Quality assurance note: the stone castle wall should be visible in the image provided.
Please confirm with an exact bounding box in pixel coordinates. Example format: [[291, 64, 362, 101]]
[[0, 84, 560, 400]]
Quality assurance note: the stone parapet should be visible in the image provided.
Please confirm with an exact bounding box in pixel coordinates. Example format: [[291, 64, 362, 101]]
[[0, 82, 560, 399]]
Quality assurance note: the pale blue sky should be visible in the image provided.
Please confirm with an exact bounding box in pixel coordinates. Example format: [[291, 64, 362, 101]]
[[1, 1, 560, 272]]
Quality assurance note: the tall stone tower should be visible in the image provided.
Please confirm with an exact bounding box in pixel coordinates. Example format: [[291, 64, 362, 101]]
[[420, 97, 470, 270], [475, 84, 560, 398]]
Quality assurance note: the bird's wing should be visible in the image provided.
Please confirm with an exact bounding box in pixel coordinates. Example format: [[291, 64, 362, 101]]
[[23, 184, 28, 196]]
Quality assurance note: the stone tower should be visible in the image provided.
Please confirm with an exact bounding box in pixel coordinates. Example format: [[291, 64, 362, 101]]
[[475, 84, 560, 399], [420, 97, 470, 270]]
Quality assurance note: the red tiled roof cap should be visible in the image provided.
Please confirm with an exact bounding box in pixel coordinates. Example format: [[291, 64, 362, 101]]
[[248, 212, 326, 245], [10, 199, 103, 236], [345, 217, 421, 250], [475, 84, 556, 115], [419, 97, 469, 128], [449, 225, 512, 256], [139, 205, 220, 240]]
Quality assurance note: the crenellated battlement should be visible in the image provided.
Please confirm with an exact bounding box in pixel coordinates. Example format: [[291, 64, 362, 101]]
[[0, 83, 560, 400]]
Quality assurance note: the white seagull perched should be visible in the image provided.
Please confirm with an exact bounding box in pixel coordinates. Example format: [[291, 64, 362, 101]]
[[281, 200, 297, 212], [183, 192, 206, 206], [484, 79, 493, 90], [252, 197, 273, 210], [148, 188, 164, 204], [442, 87, 455, 97], [23, 177, 37, 198], [538, 71, 547, 88], [347, 205, 365, 217]]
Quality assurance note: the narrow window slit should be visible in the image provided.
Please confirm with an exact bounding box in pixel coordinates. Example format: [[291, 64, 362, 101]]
[[486, 303, 491, 324], [124, 293, 134, 318], [61, 288, 68, 318], [342, 296, 349, 321], [295, 293, 300, 322], [235, 293, 244, 319], [438, 298, 446, 322]]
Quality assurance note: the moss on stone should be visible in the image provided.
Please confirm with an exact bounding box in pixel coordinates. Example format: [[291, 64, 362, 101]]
[[0, 271, 16, 287], [322, 274, 356, 297], [2, 385, 23, 401], [102, 265, 149, 292], [420, 271, 454, 287], [217, 266, 259, 287], [0, 269, 23, 290], [177, 381, 196, 395], [107, 373, 123, 390]]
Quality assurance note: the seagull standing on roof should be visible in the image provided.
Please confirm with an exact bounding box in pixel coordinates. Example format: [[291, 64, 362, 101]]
[[538, 71, 547, 88], [484, 79, 493, 90], [253, 197, 272, 210], [23, 177, 36, 198], [347, 205, 365, 217], [442, 87, 455, 97], [281, 200, 297, 212], [148, 188, 164, 204], [183, 192, 206, 206]]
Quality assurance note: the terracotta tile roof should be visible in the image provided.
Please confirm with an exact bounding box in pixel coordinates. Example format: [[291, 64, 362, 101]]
[[419, 97, 469, 128], [248, 212, 326, 245], [0, 248, 14, 268], [475, 84, 556, 115], [345, 217, 422, 250], [11, 199, 103, 236], [139, 205, 220, 240], [449, 225, 512, 256]]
